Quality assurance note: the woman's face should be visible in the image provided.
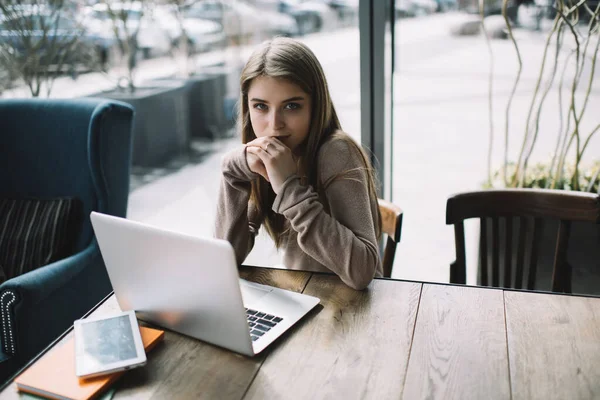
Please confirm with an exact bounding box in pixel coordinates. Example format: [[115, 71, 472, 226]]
[[247, 76, 312, 153]]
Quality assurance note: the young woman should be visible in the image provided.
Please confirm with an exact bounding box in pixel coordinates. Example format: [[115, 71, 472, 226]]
[[215, 37, 382, 290]]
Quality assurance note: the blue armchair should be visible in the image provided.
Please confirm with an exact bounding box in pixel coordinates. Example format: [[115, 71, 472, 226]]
[[0, 98, 134, 382]]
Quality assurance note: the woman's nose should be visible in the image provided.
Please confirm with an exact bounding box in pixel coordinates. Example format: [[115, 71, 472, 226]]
[[270, 110, 285, 130]]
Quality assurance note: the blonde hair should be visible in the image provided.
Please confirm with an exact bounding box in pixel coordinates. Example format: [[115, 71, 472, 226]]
[[238, 37, 381, 247]]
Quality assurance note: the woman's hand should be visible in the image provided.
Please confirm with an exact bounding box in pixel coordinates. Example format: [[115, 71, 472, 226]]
[[246, 137, 297, 194], [245, 146, 269, 182]]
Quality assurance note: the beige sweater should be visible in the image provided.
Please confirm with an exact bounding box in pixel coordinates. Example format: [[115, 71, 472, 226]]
[[215, 134, 382, 290]]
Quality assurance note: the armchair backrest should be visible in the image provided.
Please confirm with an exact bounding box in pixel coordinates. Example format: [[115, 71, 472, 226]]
[[0, 98, 134, 252]]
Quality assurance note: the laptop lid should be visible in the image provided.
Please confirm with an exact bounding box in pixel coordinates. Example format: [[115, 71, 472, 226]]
[[90, 212, 255, 356]]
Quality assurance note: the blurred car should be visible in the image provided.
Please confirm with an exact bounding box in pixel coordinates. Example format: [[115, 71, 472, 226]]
[[323, 0, 359, 24], [182, 0, 298, 42], [153, 6, 226, 54], [463, 0, 519, 22], [395, 0, 438, 17], [83, 2, 172, 59], [508, 0, 597, 24], [437, 0, 458, 11], [277, 0, 339, 35], [0, 8, 116, 72]]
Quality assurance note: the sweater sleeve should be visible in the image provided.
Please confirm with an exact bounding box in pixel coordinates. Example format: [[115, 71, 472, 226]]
[[272, 138, 381, 290], [214, 146, 262, 265]]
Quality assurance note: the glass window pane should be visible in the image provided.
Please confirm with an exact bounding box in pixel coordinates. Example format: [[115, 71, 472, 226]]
[[0, 0, 362, 270], [391, 1, 600, 283]]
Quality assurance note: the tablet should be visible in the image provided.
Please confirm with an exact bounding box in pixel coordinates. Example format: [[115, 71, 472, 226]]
[[74, 310, 146, 378]]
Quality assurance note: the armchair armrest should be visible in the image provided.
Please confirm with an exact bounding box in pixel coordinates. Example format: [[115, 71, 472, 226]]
[[0, 241, 112, 379], [0, 344, 16, 384]]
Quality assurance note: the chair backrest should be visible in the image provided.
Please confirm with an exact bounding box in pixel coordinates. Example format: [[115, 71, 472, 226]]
[[446, 189, 600, 292], [0, 98, 134, 252], [378, 198, 403, 278]]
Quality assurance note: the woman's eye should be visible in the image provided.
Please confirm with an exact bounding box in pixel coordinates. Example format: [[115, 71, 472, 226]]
[[285, 103, 300, 110], [253, 103, 267, 111]]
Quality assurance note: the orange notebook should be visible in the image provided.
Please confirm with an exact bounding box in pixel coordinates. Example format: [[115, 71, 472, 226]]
[[15, 326, 164, 400]]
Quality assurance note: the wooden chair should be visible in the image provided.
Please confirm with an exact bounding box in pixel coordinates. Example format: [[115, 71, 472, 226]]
[[446, 189, 600, 292], [378, 199, 404, 278]]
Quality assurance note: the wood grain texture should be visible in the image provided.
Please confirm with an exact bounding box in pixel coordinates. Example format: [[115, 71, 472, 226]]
[[113, 332, 262, 400], [243, 275, 422, 400], [403, 285, 509, 400], [505, 291, 600, 400], [239, 266, 312, 293]]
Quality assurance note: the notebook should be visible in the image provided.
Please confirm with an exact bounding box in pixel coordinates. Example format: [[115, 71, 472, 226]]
[[15, 326, 164, 400]]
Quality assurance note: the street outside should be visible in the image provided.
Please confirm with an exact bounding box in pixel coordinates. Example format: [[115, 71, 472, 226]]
[[3, 11, 598, 284]]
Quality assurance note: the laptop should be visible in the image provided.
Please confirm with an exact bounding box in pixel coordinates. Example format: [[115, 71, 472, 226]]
[[90, 211, 320, 356]]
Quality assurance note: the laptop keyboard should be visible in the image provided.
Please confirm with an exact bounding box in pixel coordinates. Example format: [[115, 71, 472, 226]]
[[245, 308, 284, 342]]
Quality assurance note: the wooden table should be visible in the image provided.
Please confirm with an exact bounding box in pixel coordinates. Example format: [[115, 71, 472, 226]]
[[2, 267, 600, 400]]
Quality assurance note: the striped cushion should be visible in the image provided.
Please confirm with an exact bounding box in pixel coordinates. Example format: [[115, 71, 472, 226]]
[[0, 198, 81, 282]]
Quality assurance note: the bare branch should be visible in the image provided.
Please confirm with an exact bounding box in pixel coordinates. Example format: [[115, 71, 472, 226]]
[[103, 0, 146, 91], [0, 0, 102, 97], [501, 0, 523, 187], [480, 0, 495, 186], [547, 27, 570, 188], [521, 16, 562, 184], [574, 2, 600, 124], [553, 3, 584, 189]]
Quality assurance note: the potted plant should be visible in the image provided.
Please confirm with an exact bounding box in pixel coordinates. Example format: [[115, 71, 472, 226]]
[[87, 0, 189, 167], [149, 0, 236, 142], [478, 0, 600, 293]]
